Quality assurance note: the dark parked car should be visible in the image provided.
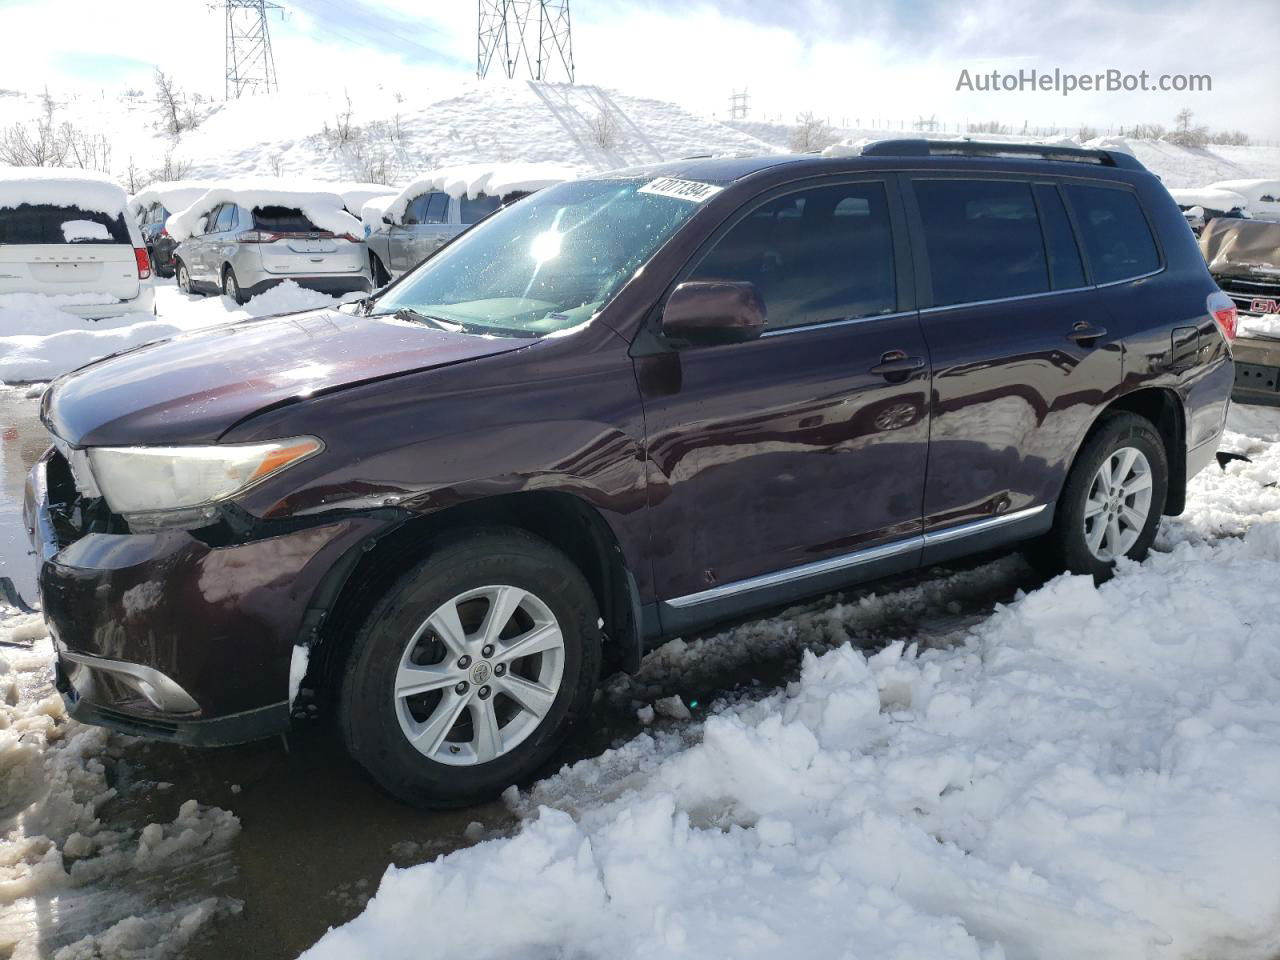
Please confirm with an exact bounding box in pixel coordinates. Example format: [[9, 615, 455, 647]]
[[24, 141, 1234, 807], [129, 182, 211, 279]]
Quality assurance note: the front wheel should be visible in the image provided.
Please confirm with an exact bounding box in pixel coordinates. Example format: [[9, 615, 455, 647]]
[[1036, 412, 1168, 581], [339, 530, 602, 807], [176, 260, 194, 295]]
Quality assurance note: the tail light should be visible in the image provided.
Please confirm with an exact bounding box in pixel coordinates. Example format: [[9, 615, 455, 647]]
[[237, 230, 281, 244], [1207, 290, 1238, 341], [160, 227, 169, 238], [337, 233, 361, 243], [134, 248, 152, 280]]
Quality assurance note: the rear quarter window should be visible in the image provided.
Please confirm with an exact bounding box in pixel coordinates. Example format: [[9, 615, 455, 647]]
[[1063, 184, 1161, 284], [0, 204, 130, 245]]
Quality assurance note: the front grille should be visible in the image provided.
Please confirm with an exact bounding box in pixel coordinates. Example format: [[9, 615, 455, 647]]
[[1217, 275, 1280, 297]]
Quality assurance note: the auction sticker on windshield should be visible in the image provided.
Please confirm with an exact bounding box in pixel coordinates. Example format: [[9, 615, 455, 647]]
[[638, 177, 724, 203]]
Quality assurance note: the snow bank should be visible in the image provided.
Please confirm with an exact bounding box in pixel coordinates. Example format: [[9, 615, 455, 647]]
[[303, 408, 1280, 960], [0, 166, 128, 216], [127, 180, 214, 220], [166, 180, 362, 241], [1167, 187, 1250, 211], [0, 610, 242, 957], [382, 162, 577, 225], [0, 280, 356, 382]]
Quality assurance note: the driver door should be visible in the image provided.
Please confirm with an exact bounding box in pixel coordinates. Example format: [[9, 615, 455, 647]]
[[637, 177, 930, 623]]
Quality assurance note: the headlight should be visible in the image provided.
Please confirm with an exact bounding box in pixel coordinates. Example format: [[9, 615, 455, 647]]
[[86, 436, 323, 527]]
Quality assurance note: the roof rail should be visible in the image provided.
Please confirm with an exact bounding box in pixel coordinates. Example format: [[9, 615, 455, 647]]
[[859, 138, 1145, 170]]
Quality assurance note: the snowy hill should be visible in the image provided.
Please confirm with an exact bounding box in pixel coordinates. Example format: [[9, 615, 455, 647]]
[[728, 119, 1280, 188], [0, 81, 776, 188]]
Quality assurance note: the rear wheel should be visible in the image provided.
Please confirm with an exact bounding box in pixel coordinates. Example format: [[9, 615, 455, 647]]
[[222, 267, 247, 305], [1033, 412, 1168, 581], [339, 530, 602, 807]]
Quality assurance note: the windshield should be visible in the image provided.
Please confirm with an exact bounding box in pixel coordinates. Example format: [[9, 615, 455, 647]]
[[370, 178, 706, 337]]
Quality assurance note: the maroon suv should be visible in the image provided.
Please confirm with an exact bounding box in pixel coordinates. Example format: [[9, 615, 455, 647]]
[[25, 141, 1235, 806]]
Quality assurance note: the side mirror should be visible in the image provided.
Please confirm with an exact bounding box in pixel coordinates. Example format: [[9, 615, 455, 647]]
[[381, 214, 394, 225], [661, 280, 767, 344]]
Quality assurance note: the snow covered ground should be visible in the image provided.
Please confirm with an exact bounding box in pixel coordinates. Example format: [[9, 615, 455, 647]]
[[0, 279, 360, 383], [298, 405, 1280, 960]]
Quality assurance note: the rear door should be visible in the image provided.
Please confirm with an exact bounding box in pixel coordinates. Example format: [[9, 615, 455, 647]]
[[638, 177, 929, 614], [0, 203, 138, 302], [904, 174, 1121, 550]]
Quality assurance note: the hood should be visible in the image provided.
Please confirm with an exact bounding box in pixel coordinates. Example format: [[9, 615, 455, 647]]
[[43, 308, 531, 446], [1201, 217, 1280, 279]]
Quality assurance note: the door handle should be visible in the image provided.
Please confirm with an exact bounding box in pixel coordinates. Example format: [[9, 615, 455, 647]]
[[1067, 321, 1108, 343], [870, 351, 926, 378]]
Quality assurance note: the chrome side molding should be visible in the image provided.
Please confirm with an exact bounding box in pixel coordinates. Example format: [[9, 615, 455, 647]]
[[664, 504, 1049, 609]]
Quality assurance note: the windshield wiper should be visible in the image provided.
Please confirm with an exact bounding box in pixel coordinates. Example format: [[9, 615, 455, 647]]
[[379, 307, 466, 333]]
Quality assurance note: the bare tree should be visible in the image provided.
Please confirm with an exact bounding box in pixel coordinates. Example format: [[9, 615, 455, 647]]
[[967, 120, 1012, 135], [149, 152, 193, 183], [1210, 130, 1250, 146], [1164, 107, 1209, 147], [790, 112, 837, 152], [587, 108, 619, 151], [155, 67, 183, 135], [0, 90, 71, 166], [1076, 125, 1099, 142], [268, 154, 285, 177], [122, 156, 142, 193]]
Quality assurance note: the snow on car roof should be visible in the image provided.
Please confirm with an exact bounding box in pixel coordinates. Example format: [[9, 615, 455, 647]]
[[0, 166, 129, 216], [167, 180, 363, 241], [1168, 187, 1250, 211], [359, 194, 397, 233], [383, 162, 578, 225], [1208, 179, 1280, 201], [128, 180, 215, 218]]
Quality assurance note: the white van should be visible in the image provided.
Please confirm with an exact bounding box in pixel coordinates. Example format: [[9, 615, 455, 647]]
[[0, 168, 155, 318]]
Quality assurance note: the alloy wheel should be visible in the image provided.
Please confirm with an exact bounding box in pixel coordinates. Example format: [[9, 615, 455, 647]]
[[393, 585, 565, 767], [1083, 445, 1153, 562]]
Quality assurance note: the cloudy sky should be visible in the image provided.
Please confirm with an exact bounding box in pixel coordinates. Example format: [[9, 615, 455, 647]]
[[2, 0, 1278, 137]]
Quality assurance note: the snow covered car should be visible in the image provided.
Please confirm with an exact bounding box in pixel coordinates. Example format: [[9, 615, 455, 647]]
[[1201, 217, 1280, 405], [27, 142, 1232, 808], [0, 167, 154, 319], [1168, 187, 1251, 237], [168, 182, 371, 304], [1208, 179, 1280, 222], [129, 180, 212, 279], [364, 163, 574, 284]]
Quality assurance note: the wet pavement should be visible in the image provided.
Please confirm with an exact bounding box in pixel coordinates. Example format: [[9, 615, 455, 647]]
[[0, 384, 1045, 957]]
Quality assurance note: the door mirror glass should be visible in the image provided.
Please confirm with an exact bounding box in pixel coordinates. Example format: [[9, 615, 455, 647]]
[[661, 280, 767, 344], [381, 214, 394, 225]]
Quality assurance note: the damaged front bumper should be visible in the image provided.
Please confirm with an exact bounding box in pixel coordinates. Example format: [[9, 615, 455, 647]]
[[25, 449, 390, 746]]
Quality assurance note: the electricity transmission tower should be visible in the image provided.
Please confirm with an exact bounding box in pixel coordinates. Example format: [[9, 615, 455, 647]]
[[477, 1, 575, 83], [216, 0, 283, 99], [728, 89, 750, 120]]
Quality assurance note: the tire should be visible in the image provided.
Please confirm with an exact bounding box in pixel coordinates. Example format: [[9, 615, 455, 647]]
[[339, 529, 602, 808], [176, 260, 194, 295], [369, 252, 392, 288], [1034, 412, 1169, 581], [222, 266, 247, 305]]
